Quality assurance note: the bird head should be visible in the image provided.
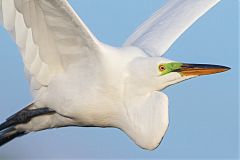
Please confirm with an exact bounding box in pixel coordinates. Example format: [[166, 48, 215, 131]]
[[155, 58, 230, 90], [127, 57, 230, 92]]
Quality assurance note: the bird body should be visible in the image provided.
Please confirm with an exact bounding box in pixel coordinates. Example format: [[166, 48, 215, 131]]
[[17, 45, 171, 149], [37, 45, 144, 124], [0, 0, 230, 150]]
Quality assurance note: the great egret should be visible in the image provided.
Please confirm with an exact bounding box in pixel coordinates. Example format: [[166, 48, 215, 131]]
[[0, 0, 229, 150]]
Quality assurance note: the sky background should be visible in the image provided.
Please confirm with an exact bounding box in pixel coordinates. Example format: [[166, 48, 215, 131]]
[[0, 0, 238, 159]]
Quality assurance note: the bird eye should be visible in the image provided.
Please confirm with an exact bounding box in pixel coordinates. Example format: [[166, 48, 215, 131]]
[[159, 65, 166, 71]]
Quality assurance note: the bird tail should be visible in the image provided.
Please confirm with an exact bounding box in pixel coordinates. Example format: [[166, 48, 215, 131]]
[[0, 103, 55, 146]]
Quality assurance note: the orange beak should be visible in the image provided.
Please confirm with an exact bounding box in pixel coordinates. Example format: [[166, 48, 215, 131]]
[[176, 64, 230, 76]]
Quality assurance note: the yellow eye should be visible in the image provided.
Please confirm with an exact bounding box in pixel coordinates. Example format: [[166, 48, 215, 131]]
[[159, 65, 166, 71]]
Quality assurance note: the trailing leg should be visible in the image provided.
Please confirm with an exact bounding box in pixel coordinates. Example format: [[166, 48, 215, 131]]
[[0, 103, 55, 131], [0, 103, 55, 146]]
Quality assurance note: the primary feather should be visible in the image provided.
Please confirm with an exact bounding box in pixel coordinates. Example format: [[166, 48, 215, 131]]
[[124, 0, 220, 56]]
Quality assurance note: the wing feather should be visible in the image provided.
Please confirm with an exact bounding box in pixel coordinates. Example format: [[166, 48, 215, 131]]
[[0, 0, 101, 94], [124, 0, 221, 56], [2, 0, 15, 31], [15, 11, 28, 48]]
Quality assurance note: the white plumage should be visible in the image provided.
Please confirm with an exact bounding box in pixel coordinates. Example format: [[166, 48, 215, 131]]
[[124, 0, 220, 56], [0, 0, 227, 150]]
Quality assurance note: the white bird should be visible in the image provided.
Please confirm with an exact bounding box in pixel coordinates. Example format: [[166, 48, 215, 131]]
[[0, 0, 229, 150]]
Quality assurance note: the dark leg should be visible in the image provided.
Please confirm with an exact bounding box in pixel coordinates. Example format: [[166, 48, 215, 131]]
[[0, 127, 26, 146], [0, 106, 55, 131], [0, 103, 55, 146]]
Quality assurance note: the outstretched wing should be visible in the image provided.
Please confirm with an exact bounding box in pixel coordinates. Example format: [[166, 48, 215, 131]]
[[0, 0, 101, 91], [124, 0, 221, 57], [120, 92, 169, 150]]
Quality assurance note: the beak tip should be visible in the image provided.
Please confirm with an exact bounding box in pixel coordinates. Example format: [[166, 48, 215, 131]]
[[221, 66, 231, 73], [224, 66, 231, 71]]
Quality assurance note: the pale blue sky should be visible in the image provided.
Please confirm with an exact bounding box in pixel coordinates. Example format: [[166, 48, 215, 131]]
[[0, 0, 238, 159]]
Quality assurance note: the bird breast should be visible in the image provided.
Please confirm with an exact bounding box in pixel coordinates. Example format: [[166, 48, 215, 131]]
[[38, 63, 124, 126]]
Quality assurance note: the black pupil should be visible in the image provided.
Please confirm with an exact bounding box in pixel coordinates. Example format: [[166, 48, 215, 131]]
[[160, 66, 165, 71]]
